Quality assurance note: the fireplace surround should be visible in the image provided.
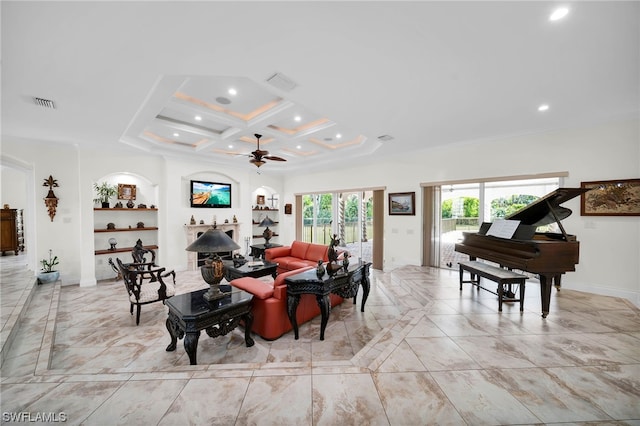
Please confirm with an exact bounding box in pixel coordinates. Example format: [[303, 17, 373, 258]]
[[184, 223, 240, 270]]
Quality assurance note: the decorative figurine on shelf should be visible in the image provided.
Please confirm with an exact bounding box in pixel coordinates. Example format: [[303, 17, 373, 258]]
[[233, 215, 238, 223], [190, 215, 196, 225], [224, 219, 229, 224], [136, 221, 144, 228], [106, 222, 116, 230], [115, 202, 123, 208], [150, 205, 156, 209], [126, 200, 134, 208], [316, 260, 325, 277], [108, 238, 117, 251], [199, 219, 204, 224], [137, 203, 147, 209]]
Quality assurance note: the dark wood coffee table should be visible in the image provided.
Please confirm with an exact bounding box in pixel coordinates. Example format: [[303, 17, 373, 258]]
[[224, 260, 278, 281], [284, 261, 371, 340], [165, 288, 254, 365]]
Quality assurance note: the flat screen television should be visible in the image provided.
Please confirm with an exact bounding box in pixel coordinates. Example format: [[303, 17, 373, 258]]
[[190, 180, 232, 208]]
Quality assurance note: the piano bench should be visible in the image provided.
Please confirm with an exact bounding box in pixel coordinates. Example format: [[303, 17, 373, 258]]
[[458, 261, 527, 312]]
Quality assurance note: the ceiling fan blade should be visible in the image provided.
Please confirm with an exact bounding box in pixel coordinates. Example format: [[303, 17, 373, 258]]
[[264, 155, 287, 162]]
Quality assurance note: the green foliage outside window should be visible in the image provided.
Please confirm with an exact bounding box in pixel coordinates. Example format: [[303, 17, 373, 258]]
[[442, 199, 452, 218], [491, 194, 538, 218]]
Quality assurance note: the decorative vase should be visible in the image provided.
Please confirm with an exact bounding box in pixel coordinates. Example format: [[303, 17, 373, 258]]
[[37, 271, 60, 285], [316, 260, 325, 277], [101, 202, 109, 208], [127, 200, 134, 208]]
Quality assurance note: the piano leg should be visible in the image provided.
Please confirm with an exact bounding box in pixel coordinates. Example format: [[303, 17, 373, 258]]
[[539, 274, 553, 318], [553, 274, 562, 291]]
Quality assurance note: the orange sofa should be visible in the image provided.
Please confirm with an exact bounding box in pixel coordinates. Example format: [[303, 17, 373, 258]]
[[265, 241, 331, 274], [230, 266, 344, 340]]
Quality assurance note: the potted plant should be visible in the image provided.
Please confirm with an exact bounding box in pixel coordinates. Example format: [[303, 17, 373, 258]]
[[93, 182, 118, 208], [37, 249, 60, 284]]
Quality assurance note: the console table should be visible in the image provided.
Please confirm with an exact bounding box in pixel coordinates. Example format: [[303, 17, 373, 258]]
[[165, 287, 254, 365], [284, 261, 371, 340]]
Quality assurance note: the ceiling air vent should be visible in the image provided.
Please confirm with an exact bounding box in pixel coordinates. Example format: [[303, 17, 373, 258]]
[[34, 97, 56, 109], [377, 135, 394, 142], [266, 72, 297, 92]]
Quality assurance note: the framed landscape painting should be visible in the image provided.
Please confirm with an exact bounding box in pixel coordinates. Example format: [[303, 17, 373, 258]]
[[580, 178, 640, 216], [389, 192, 415, 215]]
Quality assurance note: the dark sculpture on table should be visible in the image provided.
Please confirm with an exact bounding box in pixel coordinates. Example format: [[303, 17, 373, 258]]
[[326, 234, 342, 276]]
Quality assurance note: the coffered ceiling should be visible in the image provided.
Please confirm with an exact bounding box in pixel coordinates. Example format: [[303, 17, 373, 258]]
[[2, 2, 638, 174]]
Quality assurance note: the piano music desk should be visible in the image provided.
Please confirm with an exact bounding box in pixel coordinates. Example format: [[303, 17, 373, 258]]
[[459, 261, 527, 312]]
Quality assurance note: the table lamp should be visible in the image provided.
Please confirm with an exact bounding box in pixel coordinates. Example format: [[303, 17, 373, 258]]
[[185, 225, 240, 301], [259, 216, 275, 246]]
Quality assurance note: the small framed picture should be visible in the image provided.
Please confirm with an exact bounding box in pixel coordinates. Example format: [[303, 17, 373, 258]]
[[388, 192, 415, 215], [118, 184, 136, 200], [284, 203, 292, 214], [256, 195, 265, 205]]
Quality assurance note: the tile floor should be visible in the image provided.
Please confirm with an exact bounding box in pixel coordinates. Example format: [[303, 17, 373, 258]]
[[1, 252, 640, 425]]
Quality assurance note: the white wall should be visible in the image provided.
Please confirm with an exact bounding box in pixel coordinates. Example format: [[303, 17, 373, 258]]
[[0, 166, 27, 209], [1, 118, 638, 305], [284, 118, 640, 305]]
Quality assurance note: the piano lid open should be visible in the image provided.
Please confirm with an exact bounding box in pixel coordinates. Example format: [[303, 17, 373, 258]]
[[505, 187, 589, 227]]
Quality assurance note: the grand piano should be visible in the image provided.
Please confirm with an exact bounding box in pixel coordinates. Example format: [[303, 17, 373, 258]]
[[454, 187, 589, 318]]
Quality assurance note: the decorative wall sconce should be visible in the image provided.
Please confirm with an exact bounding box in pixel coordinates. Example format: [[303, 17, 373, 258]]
[[43, 175, 59, 222]]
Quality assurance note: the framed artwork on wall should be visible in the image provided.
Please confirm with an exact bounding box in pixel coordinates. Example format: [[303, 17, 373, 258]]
[[118, 183, 136, 200], [388, 192, 415, 215], [284, 203, 292, 214], [580, 178, 640, 216]]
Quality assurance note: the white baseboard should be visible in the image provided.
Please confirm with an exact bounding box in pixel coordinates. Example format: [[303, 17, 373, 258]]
[[561, 281, 640, 308]]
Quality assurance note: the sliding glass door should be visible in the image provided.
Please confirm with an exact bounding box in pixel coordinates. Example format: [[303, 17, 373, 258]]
[[302, 193, 333, 245], [300, 191, 374, 264], [436, 177, 561, 269]]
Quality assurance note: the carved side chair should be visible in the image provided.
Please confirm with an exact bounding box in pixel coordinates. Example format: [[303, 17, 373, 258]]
[[131, 239, 176, 285], [115, 257, 176, 325]]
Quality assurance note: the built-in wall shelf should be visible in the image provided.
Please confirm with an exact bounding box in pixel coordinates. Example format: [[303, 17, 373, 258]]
[[95, 245, 158, 255], [94, 227, 158, 233], [94, 208, 157, 211]]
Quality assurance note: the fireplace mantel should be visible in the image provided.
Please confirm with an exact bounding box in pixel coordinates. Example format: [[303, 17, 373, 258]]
[[184, 223, 241, 270]]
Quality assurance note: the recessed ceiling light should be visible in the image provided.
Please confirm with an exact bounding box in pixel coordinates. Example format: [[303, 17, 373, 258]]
[[538, 104, 550, 112], [336, 133, 342, 139], [294, 115, 301, 122], [296, 145, 302, 149], [195, 115, 202, 121], [228, 88, 237, 96], [228, 144, 233, 149], [173, 133, 179, 137], [549, 7, 569, 21]]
